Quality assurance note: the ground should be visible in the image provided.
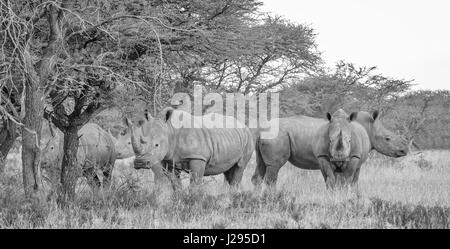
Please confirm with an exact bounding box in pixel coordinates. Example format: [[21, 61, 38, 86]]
[[0, 150, 449, 228]]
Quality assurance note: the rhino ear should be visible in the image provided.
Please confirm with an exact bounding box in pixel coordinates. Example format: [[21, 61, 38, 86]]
[[160, 107, 175, 122], [326, 112, 332, 121], [144, 109, 152, 121], [137, 119, 146, 126], [372, 110, 381, 121], [349, 112, 358, 122]]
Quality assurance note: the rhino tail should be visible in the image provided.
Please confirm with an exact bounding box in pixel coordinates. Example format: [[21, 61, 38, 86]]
[[251, 135, 266, 186]]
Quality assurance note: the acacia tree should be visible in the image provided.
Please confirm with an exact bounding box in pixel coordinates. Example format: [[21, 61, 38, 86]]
[[390, 90, 450, 148], [0, 0, 168, 200], [0, 0, 70, 198], [201, 16, 321, 93], [279, 61, 413, 118], [94, 0, 266, 116]]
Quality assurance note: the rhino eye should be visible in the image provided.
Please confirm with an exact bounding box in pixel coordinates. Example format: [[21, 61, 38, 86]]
[[385, 137, 391, 141], [140, 137, 147, 144], [155, 144, 159, 147], [50, 146, 54, 150]]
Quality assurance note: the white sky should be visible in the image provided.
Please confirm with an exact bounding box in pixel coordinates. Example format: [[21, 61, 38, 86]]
[[260, 0, 450, 90]]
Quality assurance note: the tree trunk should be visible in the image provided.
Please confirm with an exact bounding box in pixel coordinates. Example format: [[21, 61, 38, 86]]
[[58, 125, 80, 203], [0, 120, 17, 173], [21, 84, 44, 199], [20, 3, 64, 200]]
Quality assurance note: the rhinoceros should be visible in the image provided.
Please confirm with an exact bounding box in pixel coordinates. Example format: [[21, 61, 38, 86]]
[[41, 123, 117, 191], [125, 107, 254, 187], [252, 110, 409, 189], [109, 128, 134, 160]]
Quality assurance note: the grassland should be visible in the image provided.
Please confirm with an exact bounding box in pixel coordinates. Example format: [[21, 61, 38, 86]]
[[1, 150, 449, 228]]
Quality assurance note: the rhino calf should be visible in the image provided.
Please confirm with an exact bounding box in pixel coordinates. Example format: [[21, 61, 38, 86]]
[[252, 109, 409, 189], [125, 107, 254, 188], [41, 123, 117, 192]]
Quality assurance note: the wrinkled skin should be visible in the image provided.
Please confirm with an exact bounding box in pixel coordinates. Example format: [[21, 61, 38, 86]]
[[41, 123, 116, 192], [252, 110, 409, 189], [126, 107, 254, 188]]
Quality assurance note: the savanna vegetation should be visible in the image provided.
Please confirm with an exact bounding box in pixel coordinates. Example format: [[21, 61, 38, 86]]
[[1, 150, 449, 228], [0, 0, 449, 228]]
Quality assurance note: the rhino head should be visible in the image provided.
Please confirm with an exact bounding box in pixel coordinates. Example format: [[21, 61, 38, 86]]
[[350, 110, 409, 157], [326, 109, 352, 168], [113, 127, 135, 159], [125, 108, 174, 170]]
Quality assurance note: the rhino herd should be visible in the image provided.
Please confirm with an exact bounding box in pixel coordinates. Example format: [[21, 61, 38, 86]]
[[41, 107, 410, 193]]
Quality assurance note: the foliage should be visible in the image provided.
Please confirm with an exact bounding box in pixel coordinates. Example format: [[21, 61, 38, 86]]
[[279, 61, 413, 118]]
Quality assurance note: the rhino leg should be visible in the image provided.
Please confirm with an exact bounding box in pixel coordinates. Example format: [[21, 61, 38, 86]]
[[189, 159, 206, 185], [317, 157, 336, 189], [101, 163, 114, 190], [251, 142, 266, 186], [224, 164, 244, 187], [264, 166, 281, 187], [256, 135, 290, 187], [333, 157, 361, 188], [351, 167, 361, 185], [343, 157, 361, 186], [164, 163, 182, 190], [172, 169, 182, 190], [83, 167, 102, 192]]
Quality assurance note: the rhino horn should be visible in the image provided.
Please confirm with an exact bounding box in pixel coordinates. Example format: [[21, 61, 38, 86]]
[[336, 130, 344, 151], [123, 117, 132, 127], [130, 126, 142, 155], [48, 120, 55, 137]]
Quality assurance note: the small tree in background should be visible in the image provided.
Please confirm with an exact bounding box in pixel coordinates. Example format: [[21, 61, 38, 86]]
[[279, 61, 413, 118], [390, 90, 450, 149]]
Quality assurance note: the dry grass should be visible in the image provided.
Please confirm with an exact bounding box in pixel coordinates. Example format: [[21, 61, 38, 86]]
[[1, 150, 449, 228]]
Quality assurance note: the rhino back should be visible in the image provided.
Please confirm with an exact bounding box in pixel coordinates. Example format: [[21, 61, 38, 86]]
[[78, 123, 116, 169], [274, 116, 328, 169], [173, 126, 253, 174]]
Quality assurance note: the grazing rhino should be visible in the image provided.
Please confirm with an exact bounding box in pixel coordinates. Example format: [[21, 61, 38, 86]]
[[125, 107, 254, 187], [252, 110, 409, 189], [41, 123, 116, 190]]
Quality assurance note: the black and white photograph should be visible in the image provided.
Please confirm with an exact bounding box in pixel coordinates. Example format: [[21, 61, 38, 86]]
[[0, 0, 449, 237]]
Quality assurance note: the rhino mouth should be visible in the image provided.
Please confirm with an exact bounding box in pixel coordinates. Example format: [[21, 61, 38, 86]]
[[394, 150, 407, 157], [334, 167, 343, 173], [330, 159, 348, 173], [134, 159, 152, 169]]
